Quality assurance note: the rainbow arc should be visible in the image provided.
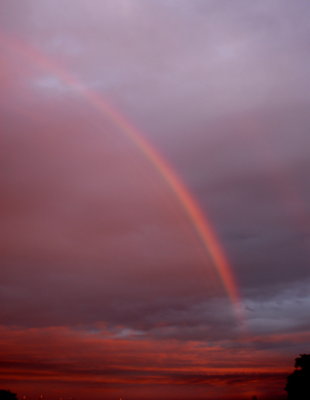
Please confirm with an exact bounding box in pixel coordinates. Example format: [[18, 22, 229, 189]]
[[1, 33, 244, 323]]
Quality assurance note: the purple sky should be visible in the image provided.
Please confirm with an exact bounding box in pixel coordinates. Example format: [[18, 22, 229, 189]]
[[1, 1, 310, 399]]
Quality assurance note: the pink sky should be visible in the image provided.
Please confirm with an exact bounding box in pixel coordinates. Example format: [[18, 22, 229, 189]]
[[1, 1, 310, 399]]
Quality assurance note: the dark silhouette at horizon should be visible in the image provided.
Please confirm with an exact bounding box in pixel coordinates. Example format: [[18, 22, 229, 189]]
[[285, 354, 310, 400], [0, 390, 18, 400]]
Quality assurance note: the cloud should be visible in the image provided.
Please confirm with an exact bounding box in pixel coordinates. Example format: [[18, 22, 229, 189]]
[[1, 1, 310, 399], [0, 325, 293, 399]]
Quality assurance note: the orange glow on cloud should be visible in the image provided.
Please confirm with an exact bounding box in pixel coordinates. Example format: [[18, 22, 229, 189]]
[[0, 325, 293, 399]]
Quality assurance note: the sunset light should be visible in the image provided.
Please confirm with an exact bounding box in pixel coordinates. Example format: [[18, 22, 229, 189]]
[[1, 1, 310, 400]]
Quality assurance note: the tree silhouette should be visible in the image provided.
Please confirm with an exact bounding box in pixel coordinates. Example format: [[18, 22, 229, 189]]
[[285, 354, 310, 400], [0, 390, 18, 400]]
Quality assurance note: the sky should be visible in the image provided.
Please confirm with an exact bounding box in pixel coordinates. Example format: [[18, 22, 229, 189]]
[[1, 1, 310, 399]]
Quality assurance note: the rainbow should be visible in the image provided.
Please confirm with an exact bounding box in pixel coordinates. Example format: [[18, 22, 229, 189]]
[[1, 34, 244, 322]]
